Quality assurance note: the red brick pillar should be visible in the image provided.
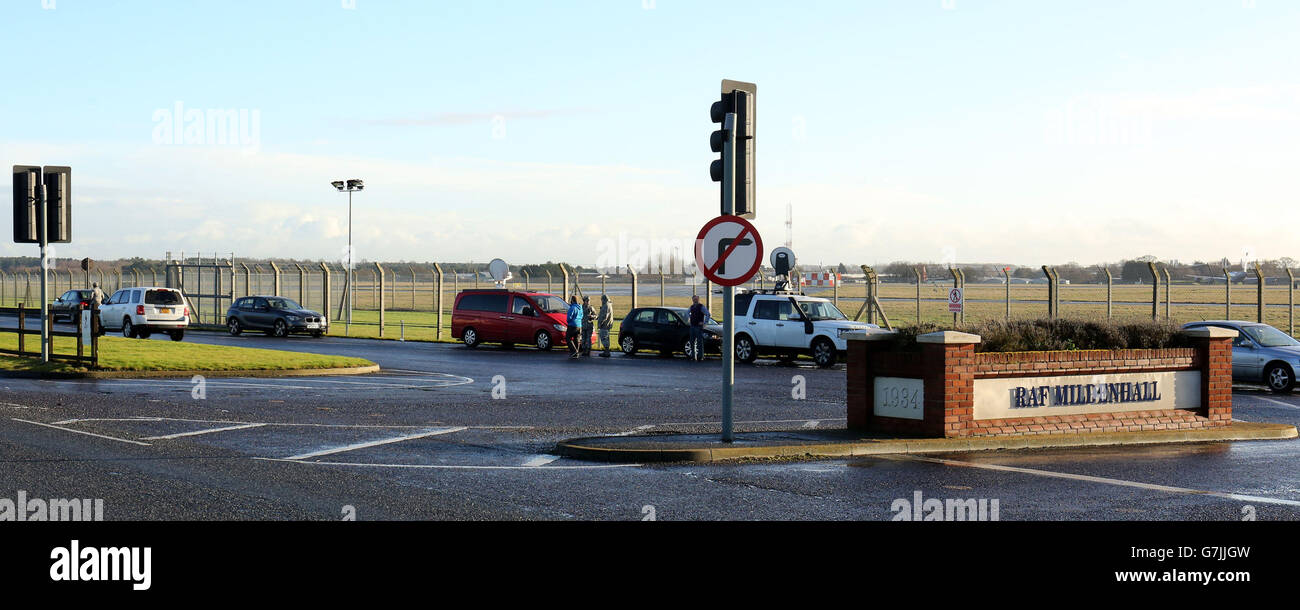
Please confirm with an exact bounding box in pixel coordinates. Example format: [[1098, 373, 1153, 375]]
[[918, 331, 981, 438], [845, 331, 899, 431], [1185, 327, 1235, 427]]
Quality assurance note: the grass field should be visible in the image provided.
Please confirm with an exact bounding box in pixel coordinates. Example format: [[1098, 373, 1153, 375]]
[[0, 332, 374, 373]]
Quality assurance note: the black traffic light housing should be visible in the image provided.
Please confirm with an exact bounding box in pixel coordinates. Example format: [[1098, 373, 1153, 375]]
[[709, 79, 755, 218]]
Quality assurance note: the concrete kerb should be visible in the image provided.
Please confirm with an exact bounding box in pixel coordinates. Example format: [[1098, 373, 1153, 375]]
[[0, 364, 381, 380], [555, 422, 1298, 464]]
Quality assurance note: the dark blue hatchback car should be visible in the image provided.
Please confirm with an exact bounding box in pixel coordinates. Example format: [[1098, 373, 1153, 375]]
[[226, 296, 328, 338]]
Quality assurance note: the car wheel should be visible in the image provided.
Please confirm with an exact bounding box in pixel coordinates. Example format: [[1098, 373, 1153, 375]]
[[734, 334, 757, 364], [620, 335, 637, 356], [273, 320, 289, 338], [535, 330, 553, 351], [169, 330, 184, 342], [811, 337, 837, 368], [463, 327, 480, 348], [138, 330, 152, 339], [683, 338, 696, 360], [228, 318, 242, 336], [1266, 363, 1295, 393], [122, 318, 136, 339]]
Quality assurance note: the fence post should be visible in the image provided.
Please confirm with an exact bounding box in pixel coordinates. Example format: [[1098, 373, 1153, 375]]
[[521, 269, 530, 291], [1003, 267, 1012, 321], [950, 267, 962, 326], [560, 265, 570, 301], [375, 263, 385, 337], [17, 303, 25, 355], [1147, 262, 1161, 321], [626, 264, 638, 311], [1161, 265, 1172, 321], [432, 263, 444, 341], [319, 262, 332, 322], [1102, 267, 1113, 319], [913, 267, 922, 324], [958, 268, 967, 324], [1253, 262, 1265, 324], [659, 268, 665, 306], [408, 265, 416, 310], [1288, 268, 1296, 336], [1223, 266, 1231, 319], [0, 271, 6, 306], [239, 263, 251, 297], [831, 268, 839, 307]]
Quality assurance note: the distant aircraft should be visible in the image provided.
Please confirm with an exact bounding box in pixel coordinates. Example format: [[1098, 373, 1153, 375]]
[[1187, 271, 1249, 284]]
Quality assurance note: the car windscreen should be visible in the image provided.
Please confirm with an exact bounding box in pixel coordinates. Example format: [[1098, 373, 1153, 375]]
[[1243, 325, 1300, 348], [532, 295, 568, 314], [267, 298, 302, 310], [144, 290, 184, 305], [797, 300, 847, 321]]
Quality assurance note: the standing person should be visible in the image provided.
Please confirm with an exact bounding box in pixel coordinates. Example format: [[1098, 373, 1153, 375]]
[[597, 294, 614, 357], [89, 282, 106, 334], [565, 295, 583, 359], [580, 295, 596, 357], [688, 294, 709, 362]]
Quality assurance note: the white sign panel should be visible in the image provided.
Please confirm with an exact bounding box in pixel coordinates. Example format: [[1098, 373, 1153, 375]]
[[874, 377, 925, 420], [973, 371, 1201, 420]]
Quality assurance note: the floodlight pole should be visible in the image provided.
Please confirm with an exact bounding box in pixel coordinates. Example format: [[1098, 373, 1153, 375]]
[[721, 112, 737, 443], [347, 187, 353, 332]]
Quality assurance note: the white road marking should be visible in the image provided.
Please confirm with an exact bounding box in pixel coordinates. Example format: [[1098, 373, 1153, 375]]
[[10, 418, 151, 446], [254, 457, 640, 471], [51, 416, 532, 430], [890, 455, 1300, 508], [0, 402, 41, 410], [141, 423, 267, 441], [801, 420, 820, 429], [1247, 396, 1300, 410], [522, 455, 561, 467], [608, 425, 655, 437], [284, 427, 467, 461]]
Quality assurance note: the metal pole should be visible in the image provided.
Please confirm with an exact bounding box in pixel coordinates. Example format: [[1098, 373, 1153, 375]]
[[1161, 266, 1171, 321], [433, 263, 444, 340], [1288, 268, 1296, 336], [1224, 266, 1231, 320], [914, 267, 922, 324], [1253, 262, 1265, 324], [659, 269, 665, 306], [1147, 262, 1160, 321], [347, 189, 353, 329], [37, 177, 50, 363], [1004, 267, 1011, 321], [1103, 267, 1113, 319], [626, 264, 638, 310], [721, 111, 737, 443]]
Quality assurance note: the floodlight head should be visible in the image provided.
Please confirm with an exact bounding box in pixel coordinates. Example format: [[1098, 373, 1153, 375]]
[[331, 180, 346, 191], [346, 179, 364, 191]]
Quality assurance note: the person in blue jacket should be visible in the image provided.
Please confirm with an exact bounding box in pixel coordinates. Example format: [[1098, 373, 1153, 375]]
[[565, 295, 583, 359]]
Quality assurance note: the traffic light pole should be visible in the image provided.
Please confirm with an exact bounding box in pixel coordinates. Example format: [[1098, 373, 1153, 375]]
[[721, 112, 737, 443]]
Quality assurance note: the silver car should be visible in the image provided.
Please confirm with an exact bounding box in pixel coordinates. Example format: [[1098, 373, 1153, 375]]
[[1182, 321, 1299, 392]]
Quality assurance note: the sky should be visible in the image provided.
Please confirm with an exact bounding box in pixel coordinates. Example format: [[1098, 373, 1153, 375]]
[[2, 0, 1298, 271]]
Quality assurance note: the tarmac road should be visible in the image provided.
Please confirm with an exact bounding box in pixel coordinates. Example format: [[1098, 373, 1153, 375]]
[[1, 327, 1299, 520]]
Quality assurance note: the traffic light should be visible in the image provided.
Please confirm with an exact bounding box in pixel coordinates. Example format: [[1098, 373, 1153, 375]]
[[12, 165, 40, 243], [43, 166, 71, 243], [708, 79, 755, 218]]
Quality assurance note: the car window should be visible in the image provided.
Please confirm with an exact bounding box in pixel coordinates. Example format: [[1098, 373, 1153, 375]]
[[457, 293, 508, 312], [512, 296, 531, 315], [753, 300, 778, 320], [1242, 325, 1300, 348], [253, 298, 270, 309], [797, 299, 847, 321], [655, 310, 680, 325], [266, 297, 300, 309], [532, 295, 567, 313], [735, 293, 755, 317], [634, 309, 655, 323], [109, 291, 126, 304], [146, 290, 184, 305], [131, 290, 142, 304]]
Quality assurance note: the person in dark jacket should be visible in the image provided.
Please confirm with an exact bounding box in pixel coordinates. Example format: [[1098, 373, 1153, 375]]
[[580, 295, 596, 357], [687, 294, 709, 362], [565, 295, 583, 359]]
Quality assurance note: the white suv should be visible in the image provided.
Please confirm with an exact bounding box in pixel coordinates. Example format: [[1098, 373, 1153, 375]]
[[99, 286, 190, 341], [732, 291, 878, 368]]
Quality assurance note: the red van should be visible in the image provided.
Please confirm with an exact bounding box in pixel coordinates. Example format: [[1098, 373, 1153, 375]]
[[452, 290, 592, 351]]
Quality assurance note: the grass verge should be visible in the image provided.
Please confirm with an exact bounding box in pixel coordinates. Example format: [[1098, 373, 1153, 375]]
[[0, 333, 374, 373]]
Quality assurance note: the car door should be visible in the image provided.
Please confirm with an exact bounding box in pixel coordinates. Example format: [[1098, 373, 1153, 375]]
[[748, 299, 782, 346], [654, 309, 685, 348], [505, 294, 535, 343], [101, 290, 128, 329], [247, 297, 273, 329], [1229, 327, 1266, 380], [774, 300, 813, 349], [629, 309, 658, 345]]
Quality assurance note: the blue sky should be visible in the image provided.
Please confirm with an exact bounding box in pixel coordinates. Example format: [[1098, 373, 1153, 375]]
[[2, 0, 1298, 270]]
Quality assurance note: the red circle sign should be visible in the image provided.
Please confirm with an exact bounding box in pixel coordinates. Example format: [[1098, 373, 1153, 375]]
[[694, 215, 764, 287]]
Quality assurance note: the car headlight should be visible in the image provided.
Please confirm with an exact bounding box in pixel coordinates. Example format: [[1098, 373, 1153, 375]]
[[836, 328, 854, 337], [553, 324, 566, 331], [285, 314, 301, 321]]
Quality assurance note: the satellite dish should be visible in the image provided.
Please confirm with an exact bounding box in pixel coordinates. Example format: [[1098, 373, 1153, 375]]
[[488, 258, 512, 285], [770, 247, 796, 278]]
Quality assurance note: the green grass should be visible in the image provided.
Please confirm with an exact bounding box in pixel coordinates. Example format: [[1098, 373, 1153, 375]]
[[0, 332, 373, 373]]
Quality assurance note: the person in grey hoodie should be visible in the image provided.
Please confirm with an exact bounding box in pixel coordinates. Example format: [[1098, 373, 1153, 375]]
[[597, 294, 614, 357]]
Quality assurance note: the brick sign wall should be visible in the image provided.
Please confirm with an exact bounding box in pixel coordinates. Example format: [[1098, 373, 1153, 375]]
[[845, 328, 1235, 438]]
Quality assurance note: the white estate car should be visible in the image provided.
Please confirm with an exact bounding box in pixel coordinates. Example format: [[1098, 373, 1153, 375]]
[[732, 290, 879, 368], [99, 286, 190, 341]]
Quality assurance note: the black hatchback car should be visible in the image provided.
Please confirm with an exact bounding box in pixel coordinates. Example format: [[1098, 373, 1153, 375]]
[[51, 289, 95, 325], [226, 296, 328, 338], [619, 306, 722, 358]]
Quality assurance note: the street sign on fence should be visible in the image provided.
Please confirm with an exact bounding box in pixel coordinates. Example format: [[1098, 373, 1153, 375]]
[[949, 287, 964, 313]]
